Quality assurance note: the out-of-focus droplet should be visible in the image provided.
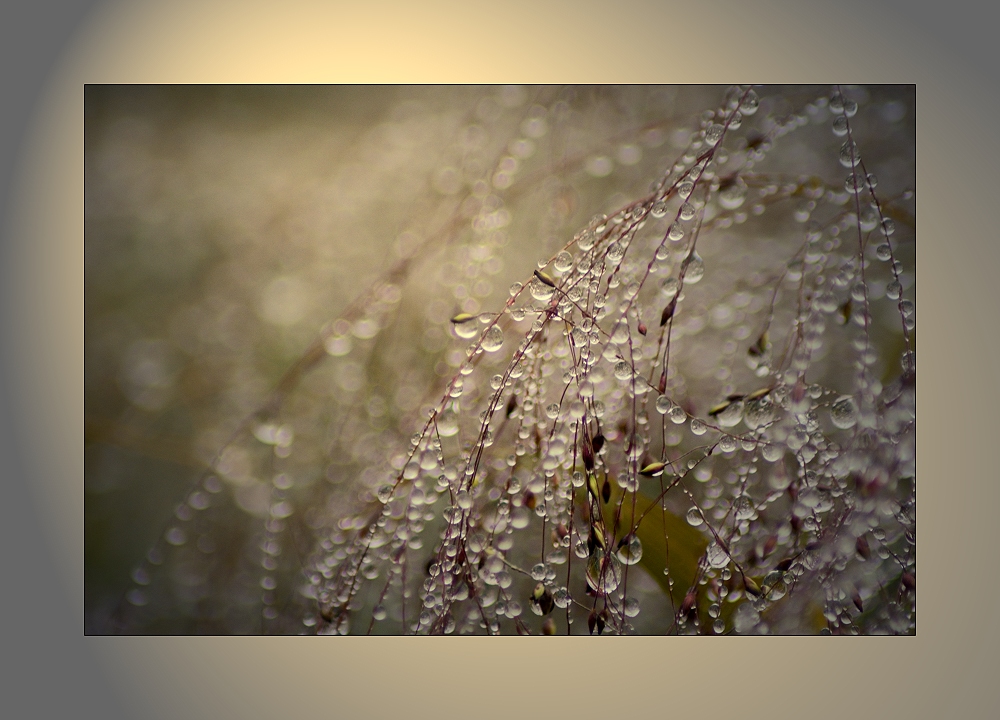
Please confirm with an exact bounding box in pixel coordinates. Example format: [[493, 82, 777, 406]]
[[830, 396, 858, 429]]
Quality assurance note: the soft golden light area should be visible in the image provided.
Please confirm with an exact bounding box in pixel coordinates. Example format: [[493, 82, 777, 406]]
[[5, 0, 999, 718]]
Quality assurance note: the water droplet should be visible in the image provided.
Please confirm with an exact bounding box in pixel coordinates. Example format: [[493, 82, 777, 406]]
[[547, 252, 571, 275], [616, 534, 643, 565], [686, 507, 704, 526], [839, 141, 861, 168], [832, 116, 849, 137], [679, 203, 696, 221], [761, 570, 787, 600], [715, 399, 743, 428], [734, 495, 755, 520], [885, 280, 902, 300], [705, 124, 725, 146], [453, 317, 480, 339], [586, 551, 622, 595], [830, 396, 858, 429], [668, 404, 687, 425], [619, 597, 639, 618], [690, 418, 708, 435], [761, 443, 783, 462], [553, 587, 570, 608], [528, 277, 555, 302], [655, 395, 670, 414], [706, 542, 730, 569], [719, 435, 738, 453], [614, 360, 633, 381], [684, 253, 705, 284], [610, 322, 630, 345], [740, 90, 759, 115], [876, 243, 892, 262], [481, 326, 504, 352], [743, 396, 776, 430]]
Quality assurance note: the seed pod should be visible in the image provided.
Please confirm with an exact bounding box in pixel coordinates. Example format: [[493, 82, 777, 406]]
[[588, 609, 599, 635], [637, 321, 647, 336], [851, 589, 864, 613], [748, 330, 769, 358], [744, 575, 761, 597], [657, 372, 667, 395], [856, 535, 871, 561], [591, 433, 605, 455], [589, 522, 606, 551], [660, 298, 677, 326], [587, 474, 601, 504], [791, 379, 807, 405], [541, 617, 557, 635], [533, 269, 557, 288], [839, 299, 853, 325], [581, 435, 595, 471], [708, 399, 732, 417], [745, 133, 766, 152], [762, 535, 777, 558], [775, 557, 794, 573], [901, 572, 915, 591], [523, 489, 536, 510], [601, 477, 612, 504], [718, 173, 739, 192], [530, 582, 555, 615], [505, 394, 517, 418], [640, 461, 666, 477], [450, 312, 477, 325], [680, 590, 697, 617]]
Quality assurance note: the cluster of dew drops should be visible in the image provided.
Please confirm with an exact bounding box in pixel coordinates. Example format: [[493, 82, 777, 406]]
[[121, 86, 914, 635]]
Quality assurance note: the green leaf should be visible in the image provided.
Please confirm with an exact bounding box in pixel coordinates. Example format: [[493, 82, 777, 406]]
[[610, 489, 708, 608]]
